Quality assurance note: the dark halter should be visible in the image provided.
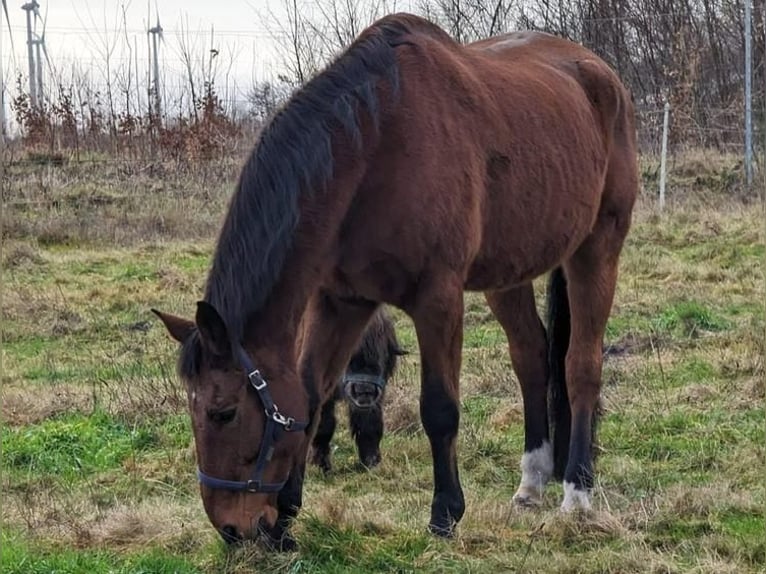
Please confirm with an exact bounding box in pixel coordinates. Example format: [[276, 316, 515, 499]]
[[342, 372, 386, 408], [196, 346, 309, 494]]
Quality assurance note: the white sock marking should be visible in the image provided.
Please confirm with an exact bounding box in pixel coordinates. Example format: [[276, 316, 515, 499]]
[[512, 441, 553, 505], [561, 480, 592, 512]]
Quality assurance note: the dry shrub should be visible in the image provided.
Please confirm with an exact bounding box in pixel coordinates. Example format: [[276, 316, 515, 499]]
[[3, 242, 45, 268]]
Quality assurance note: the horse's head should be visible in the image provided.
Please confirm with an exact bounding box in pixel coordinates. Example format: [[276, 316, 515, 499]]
[[343, 310, 406, 409], [153, 302, 309, 544]]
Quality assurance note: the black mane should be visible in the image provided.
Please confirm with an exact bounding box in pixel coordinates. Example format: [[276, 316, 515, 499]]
[[176, 16, 447, 378], [200, 19, 414, 347]]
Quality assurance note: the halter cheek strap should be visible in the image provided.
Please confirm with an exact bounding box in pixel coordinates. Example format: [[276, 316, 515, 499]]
[[196, 346, 308, 494]]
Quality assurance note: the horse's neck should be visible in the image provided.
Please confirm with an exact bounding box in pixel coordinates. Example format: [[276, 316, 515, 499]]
[[242, 150, 370, 352]]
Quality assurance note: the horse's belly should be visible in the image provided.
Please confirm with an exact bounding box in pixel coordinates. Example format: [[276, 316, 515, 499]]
[[465, 195, 599, 291]]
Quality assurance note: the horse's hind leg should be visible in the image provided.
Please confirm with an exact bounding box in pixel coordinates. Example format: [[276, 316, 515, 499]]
[[485, 285, 552, 506], [349, 401, 384, 468], [310, 394, 338, 473], [409, 275, 465, 537], [559, 209, 631, 511]]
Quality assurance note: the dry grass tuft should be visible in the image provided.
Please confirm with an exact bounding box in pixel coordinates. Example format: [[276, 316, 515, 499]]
[[383, 385, 421, 434], [156, 268, 194, 291], [488, 400, 524, 430], [316, 493, 348, 526], [2, 384, 94, 426], [3, 242, 45, 268], [662, 483, 760, 518], [542, 509, 632, 543], [4, 483, 212, 552], [672, 383, 717, 405], [92, 501, 211, 550], [1, 374, 186, 427]]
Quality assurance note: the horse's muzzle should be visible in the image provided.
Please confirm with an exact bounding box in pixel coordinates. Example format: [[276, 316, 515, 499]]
[[220, 525, 243, 545]]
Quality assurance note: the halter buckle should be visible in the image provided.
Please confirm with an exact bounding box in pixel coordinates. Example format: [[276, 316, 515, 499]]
[[248, 369, 267, 390], [245, 479, 261, 493]]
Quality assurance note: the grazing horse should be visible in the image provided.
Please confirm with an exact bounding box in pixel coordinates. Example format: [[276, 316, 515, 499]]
[[153, 13, 638, 548], [311, 308, 404, 472]]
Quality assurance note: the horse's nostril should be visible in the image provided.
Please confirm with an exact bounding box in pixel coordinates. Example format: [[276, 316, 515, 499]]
[[220, 525, 241, 544]]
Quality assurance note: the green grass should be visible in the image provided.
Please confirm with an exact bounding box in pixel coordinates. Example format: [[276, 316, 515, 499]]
[[2, 411, 192, 491], [1, 531, 203, 574], [2, 161, 764, 573]]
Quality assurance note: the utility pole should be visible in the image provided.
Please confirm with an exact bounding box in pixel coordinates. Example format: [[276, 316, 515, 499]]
[[148, 19, 163, 120], [0, 32, 4, 140], [744, 0, 753, 187], [33, 36, 42, 103], [1, 4, 6, 138], [21, 0, 38, 107], [1, 0, 14, 140]]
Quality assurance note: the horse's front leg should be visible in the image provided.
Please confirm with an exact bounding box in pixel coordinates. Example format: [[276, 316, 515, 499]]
[[259, 460, 305, 551], [409, 276, 465, 537]]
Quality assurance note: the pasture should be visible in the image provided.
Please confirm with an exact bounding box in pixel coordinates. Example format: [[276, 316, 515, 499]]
[[2, 154, 764, 573]]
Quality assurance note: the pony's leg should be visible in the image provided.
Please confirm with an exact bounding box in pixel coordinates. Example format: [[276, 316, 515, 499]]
[[485, 285, 552, 507], [309, 396, 338, 473], [348, 400, 384, 468], [409, 277, 465, 537], [560, 224, 626, 511], [300, 292, 380, 442]]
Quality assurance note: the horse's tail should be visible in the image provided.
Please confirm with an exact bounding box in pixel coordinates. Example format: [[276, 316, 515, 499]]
[[547, 266, 571, 480], [547, 267, 602, 480]]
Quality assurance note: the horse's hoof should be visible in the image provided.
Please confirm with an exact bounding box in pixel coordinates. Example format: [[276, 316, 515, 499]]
[[260, 530, 298, 552], [276, 535, 298, 552], [360, 452, 381, 469], [560, 481, 592, 512], [512, 486, 543, 508], [309, 449, 332, 474], [427, 521, 456, 538], [263, 536, 297, 552]]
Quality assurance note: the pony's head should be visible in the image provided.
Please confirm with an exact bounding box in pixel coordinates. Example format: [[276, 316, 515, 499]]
[[343, 310, 406, 409], [153, 302, 309, 544]]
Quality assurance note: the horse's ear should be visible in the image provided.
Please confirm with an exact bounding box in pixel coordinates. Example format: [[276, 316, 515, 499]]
[[152, 309, 196, 344], [195, 301, 232, 358]]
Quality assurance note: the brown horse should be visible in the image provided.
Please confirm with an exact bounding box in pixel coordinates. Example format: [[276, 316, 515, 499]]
[[154, 13, 638, 547], [310, 307, 404, 472]]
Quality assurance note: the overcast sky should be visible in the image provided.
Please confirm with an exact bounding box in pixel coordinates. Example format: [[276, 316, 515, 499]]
[[0, 0, 314, 107], [0, 1, 420, 99]]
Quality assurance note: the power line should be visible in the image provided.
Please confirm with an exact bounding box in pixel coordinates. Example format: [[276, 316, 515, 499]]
[[5, 24, 285, 38]]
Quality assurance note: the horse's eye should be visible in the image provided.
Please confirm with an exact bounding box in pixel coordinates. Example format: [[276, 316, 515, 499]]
[[208, 407, 237, 424]]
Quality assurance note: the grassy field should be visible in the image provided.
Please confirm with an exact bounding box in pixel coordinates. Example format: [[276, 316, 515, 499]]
[[2, 153, 764, 573]]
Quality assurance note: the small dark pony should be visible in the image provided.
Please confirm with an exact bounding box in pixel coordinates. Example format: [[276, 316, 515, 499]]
[[311, 308, 404, 472], [154, 13, 638, 548]]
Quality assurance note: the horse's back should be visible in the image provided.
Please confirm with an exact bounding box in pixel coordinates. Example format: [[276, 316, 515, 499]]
[[471, 31, 632, 136], [461, 29, 637, 287], [335, 17, 637, 298], [469, 30, 639, 243]]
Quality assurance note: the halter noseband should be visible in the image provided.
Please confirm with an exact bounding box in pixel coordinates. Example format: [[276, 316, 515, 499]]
[[196, 346, 309, 494]]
